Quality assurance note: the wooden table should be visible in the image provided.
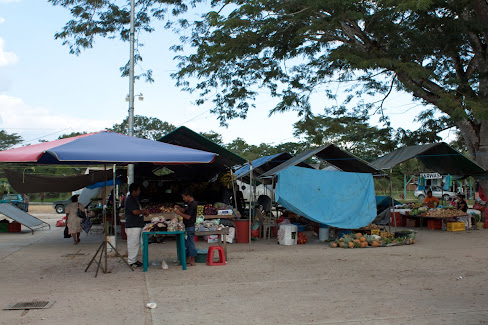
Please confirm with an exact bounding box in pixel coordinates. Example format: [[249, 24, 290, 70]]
[[195, 228, 230, 259], [142, 231, 186, 272]]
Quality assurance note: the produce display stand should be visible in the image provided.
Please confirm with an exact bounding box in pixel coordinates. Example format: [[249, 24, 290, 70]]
[[142, 230, 186, 272], [195, 228, 230, 259]]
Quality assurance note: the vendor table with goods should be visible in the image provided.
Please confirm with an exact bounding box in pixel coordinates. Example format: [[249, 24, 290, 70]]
[[142, 231, 186, 272], [144, 213, 235, 222], [393, 205, 476, 230]]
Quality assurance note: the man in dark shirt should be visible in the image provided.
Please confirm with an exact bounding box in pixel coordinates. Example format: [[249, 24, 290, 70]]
[[125, 183, 149, 267], [174, 188, 197, 266]]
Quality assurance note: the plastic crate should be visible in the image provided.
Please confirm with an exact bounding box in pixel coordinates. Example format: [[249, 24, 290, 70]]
[[390, 212, 406, 227], [8, 222, 21, 232], [427, 219, 442, 230], [195, 249, 208, 263], [447, 221, 465, 232]]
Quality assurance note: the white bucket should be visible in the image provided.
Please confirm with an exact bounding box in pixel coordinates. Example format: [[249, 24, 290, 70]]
[[319, 227, 329, 242], [278, 224, 298, 245]]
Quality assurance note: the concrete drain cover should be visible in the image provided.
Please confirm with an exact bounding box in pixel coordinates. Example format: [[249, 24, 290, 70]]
[[4, 301, 55, 310]]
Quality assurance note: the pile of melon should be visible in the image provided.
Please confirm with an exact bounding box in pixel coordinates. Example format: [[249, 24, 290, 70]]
[[329, 232, 415, 248]]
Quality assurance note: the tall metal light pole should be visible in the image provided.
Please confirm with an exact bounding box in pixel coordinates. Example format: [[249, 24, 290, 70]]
[[127, 0, 136, 185]]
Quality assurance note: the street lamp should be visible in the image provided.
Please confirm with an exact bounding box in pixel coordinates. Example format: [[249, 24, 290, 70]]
[[128, 0, 136, 185], [125, 93, 144, 102]]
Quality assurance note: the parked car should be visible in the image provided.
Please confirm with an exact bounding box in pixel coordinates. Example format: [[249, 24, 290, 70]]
[[414, 185, 458, 201], [52, 198, 71, 214], [0, 194, 28, 212], [52, 198, 98, 214]]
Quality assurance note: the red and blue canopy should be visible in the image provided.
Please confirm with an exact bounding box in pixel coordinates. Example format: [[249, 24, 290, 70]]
[[0, 131, 216, 165]]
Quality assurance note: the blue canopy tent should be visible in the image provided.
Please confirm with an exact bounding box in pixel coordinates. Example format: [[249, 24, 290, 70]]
[[0, 131, 216, 165], [0, 131, 217, 276]]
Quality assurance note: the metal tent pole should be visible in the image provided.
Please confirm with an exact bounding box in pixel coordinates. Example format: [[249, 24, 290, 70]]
[[113, 164, 117, 250], [249, 163, 253, 251], [390, 168, 397, 232], [104, 164, 108, 273]]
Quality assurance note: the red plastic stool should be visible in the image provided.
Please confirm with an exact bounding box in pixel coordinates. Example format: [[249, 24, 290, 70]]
[[207, 246, 226, 266]]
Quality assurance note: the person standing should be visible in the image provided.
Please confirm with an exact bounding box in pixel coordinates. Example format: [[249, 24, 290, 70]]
[[423, 190, 439, 209], [66, 195, 84, 245], [174, 189, 197, 266], [124, 183, 149, 268]]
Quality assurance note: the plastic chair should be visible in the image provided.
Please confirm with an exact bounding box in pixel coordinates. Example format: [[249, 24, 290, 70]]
[[207, 246, 226, 266], [262, 216, 277, 241]]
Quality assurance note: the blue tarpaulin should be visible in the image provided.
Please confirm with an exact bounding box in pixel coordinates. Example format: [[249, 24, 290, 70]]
[[86, 179, 121, 189], [275, 166, 377, 229]]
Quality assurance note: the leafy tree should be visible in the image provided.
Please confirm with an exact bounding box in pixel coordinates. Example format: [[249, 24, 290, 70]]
[[225, 138, 276, 161], [199, 131, 223, 144], [49, 1, 488, 174], [109, 115, 176, 140], [58, 131, 88, 139], [0, 130, 23, 150], [293, 107, 397, 159]]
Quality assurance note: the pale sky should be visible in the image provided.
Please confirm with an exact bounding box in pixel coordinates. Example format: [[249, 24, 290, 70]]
[[0, 0, 455, 149]]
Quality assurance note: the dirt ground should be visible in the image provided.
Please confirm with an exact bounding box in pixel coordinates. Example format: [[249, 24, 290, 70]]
[[1, 206, 488, 324]]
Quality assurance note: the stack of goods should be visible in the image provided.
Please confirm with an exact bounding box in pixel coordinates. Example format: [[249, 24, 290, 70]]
[[143, 217, 185, 232], [297, 232, 308, 244], [400, 203, 422, 209], [204, 204, 217, 215], [329, 230, 416, 248], [421, 208, 467, 218], [361, 224, 381, 235], [197, 205, 205, 216], [145, 203, 175, 214], [195, 219, 227, 232], [408, 206, 428, 216]]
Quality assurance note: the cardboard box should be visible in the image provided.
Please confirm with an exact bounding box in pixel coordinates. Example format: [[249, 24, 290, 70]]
[[405, 219, 418, 228], [207, 235, 219, 243]]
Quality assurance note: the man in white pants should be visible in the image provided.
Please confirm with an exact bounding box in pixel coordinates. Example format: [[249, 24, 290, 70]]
[[124, 183, 149, 267]]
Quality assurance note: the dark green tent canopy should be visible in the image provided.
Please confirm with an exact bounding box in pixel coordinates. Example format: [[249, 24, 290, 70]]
[[371, 142, 488, 179], [156, 126, 246, 181], [259, 144, 384, 181]]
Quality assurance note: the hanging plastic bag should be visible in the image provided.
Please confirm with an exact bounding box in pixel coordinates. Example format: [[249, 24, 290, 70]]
[[81, 217, 92, 234], [64, 225, 71, 238]]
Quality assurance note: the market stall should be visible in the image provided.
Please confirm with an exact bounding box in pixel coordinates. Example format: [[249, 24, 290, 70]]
[[249, 145, 384, 245], [391, 203, 479, 231], [371, 142, 488, 230], [0, 131, 217, 275]]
